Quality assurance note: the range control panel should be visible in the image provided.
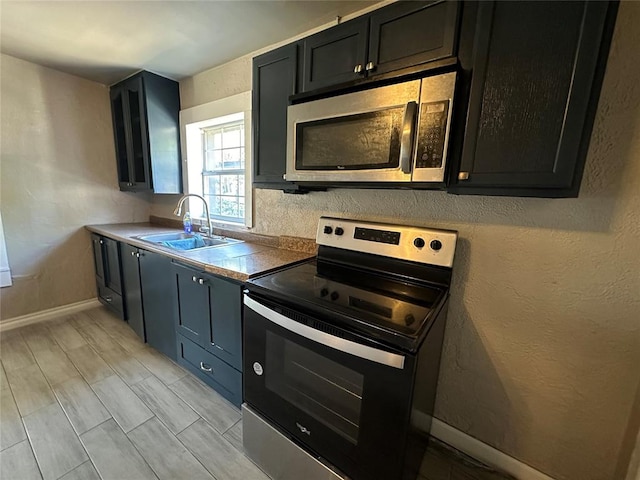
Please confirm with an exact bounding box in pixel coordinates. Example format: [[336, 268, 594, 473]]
[[316, 217, 457, 268]]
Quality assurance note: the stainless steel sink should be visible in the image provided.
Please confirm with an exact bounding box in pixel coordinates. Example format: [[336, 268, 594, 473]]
[[136, 232, 243, 251]]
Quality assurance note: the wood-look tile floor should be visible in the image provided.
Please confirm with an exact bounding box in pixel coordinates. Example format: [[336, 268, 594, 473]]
[[0, 306, 512, 480]]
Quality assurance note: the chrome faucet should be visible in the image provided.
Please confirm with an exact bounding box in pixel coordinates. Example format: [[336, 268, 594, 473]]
[[173, 194, 213, 237]]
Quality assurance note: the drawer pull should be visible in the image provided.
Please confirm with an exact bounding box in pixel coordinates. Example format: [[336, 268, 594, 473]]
[[200, 362, 213, 373]]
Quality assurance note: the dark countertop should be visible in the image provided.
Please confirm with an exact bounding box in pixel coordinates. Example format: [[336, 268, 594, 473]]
[[86, 223, 315, 282]]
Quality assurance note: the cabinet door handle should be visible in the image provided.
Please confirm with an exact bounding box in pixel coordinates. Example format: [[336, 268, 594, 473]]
[[105, 296, 112, 302], [365, 61, 375, 72], [198, 278, 205, 285], [136, 252, 141, 258], [458, 171, 470, 181], [200, 362, 213, 373], [131, 251, 136, 256], [99, 240, 104, 245], [192, 276, 198, 282], [354, 64, 363, 74]]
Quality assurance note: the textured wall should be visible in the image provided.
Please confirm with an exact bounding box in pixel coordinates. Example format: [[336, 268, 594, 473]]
[[151, 4, 640, 479], [0, 54, 151, 320]]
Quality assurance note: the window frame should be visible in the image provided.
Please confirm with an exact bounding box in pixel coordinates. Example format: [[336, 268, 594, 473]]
[[179, 91, 253, 228]]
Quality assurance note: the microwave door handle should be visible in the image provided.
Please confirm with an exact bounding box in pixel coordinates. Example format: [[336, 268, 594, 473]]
[[399, 101, 418, 174], [244, 295, 405, 369]]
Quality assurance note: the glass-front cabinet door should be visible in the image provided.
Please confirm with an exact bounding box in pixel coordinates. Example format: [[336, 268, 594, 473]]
[[110, 77, 150, 191], [125, 77, 150, 189], [110, 87, 131, 187]]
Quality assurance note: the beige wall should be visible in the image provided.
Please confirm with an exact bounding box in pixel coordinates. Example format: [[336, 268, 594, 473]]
[[152, 3, 640, 479], [0, 54, 151, 320]]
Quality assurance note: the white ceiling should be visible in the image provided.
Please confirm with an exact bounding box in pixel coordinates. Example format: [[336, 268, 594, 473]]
[[0, 0, 379, 85]]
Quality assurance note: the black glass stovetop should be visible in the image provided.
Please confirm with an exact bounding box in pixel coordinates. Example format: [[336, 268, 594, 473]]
[[247, 259, 447, 352]]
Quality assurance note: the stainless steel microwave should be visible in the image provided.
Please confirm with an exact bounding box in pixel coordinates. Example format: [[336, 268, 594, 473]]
[[285, 72, 456, 184]]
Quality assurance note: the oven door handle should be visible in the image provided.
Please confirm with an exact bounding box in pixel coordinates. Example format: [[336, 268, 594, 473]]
[[244, 295, 405, 369]]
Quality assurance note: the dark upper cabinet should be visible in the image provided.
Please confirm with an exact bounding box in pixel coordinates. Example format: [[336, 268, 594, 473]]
[[172, 262, 243, 371], [301, 17, 369, 92], [139, 250, 177, 360], [367, 0, 459, 77], [91, 234, 124, 319], [120, 243, 146, 342], [110, 71, 182, 194], [253, 43, 302, 191], [449, 1, 618, 197], [299, 1, 459, 93]]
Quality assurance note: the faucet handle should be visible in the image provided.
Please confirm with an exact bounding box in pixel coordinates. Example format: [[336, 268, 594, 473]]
[[199, 225, 210, 235]]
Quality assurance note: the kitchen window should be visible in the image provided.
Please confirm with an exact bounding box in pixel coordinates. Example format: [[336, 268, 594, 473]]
[[180, 92, 252, 227]]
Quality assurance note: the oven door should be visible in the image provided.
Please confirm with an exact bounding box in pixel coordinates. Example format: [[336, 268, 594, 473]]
[[285, 80, 421, 183], [243, 293, 416, 480]]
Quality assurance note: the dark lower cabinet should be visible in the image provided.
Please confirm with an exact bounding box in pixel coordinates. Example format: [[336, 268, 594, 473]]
[[172, 262, 243, 405], [139, 250, 176, 360], [176, 335, 242, 407], [172, 262, 242, 370], [120, 243, 145, 342], [450, 0, 618, 197], [91, 234, 124, 319]]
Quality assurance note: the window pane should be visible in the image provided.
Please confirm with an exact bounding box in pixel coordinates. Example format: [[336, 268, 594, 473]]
[[205, 150, 222, 171], [207, 195, 222, 216], [220, 175, 239, 196], [223, 128, 241, 148], [239, 197, 245, 218], [222, 148, 242, 170], [198, 117, 246, 223], [204, 131, 221, 150], [203, 176, 221, 196], [221, 196, 239, 217]]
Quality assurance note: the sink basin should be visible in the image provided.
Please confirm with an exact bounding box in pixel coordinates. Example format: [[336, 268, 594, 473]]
[[136, 232, 243, 251]]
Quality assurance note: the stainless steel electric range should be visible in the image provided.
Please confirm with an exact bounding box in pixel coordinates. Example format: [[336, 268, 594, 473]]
[[242, 217, 458, 480]]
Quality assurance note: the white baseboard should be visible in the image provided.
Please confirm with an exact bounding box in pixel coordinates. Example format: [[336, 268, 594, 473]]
[[431, 418, 555, 480], [0, 298, 101, 332]]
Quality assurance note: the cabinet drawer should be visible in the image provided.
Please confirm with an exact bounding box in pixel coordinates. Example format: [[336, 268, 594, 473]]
[[176, 335, 242, 407], [98, 284, 124, 318]]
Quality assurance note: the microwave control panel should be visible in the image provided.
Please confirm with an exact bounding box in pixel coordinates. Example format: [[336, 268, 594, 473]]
[[415, 100, 450, 169]]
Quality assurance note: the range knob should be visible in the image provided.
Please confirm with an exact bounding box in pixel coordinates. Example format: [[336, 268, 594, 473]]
[[320, 288, 329, 297], [413, 238, 425, 248], [430, 239, 443, 251], [323, 226, 333, 235], [334, 227, 344, 236], [330, 291, 340, 301]]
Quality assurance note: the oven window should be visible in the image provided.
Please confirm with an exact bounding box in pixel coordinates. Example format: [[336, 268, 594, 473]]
[[295, 107, 404, 170], [265, 331, 364, 444]]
